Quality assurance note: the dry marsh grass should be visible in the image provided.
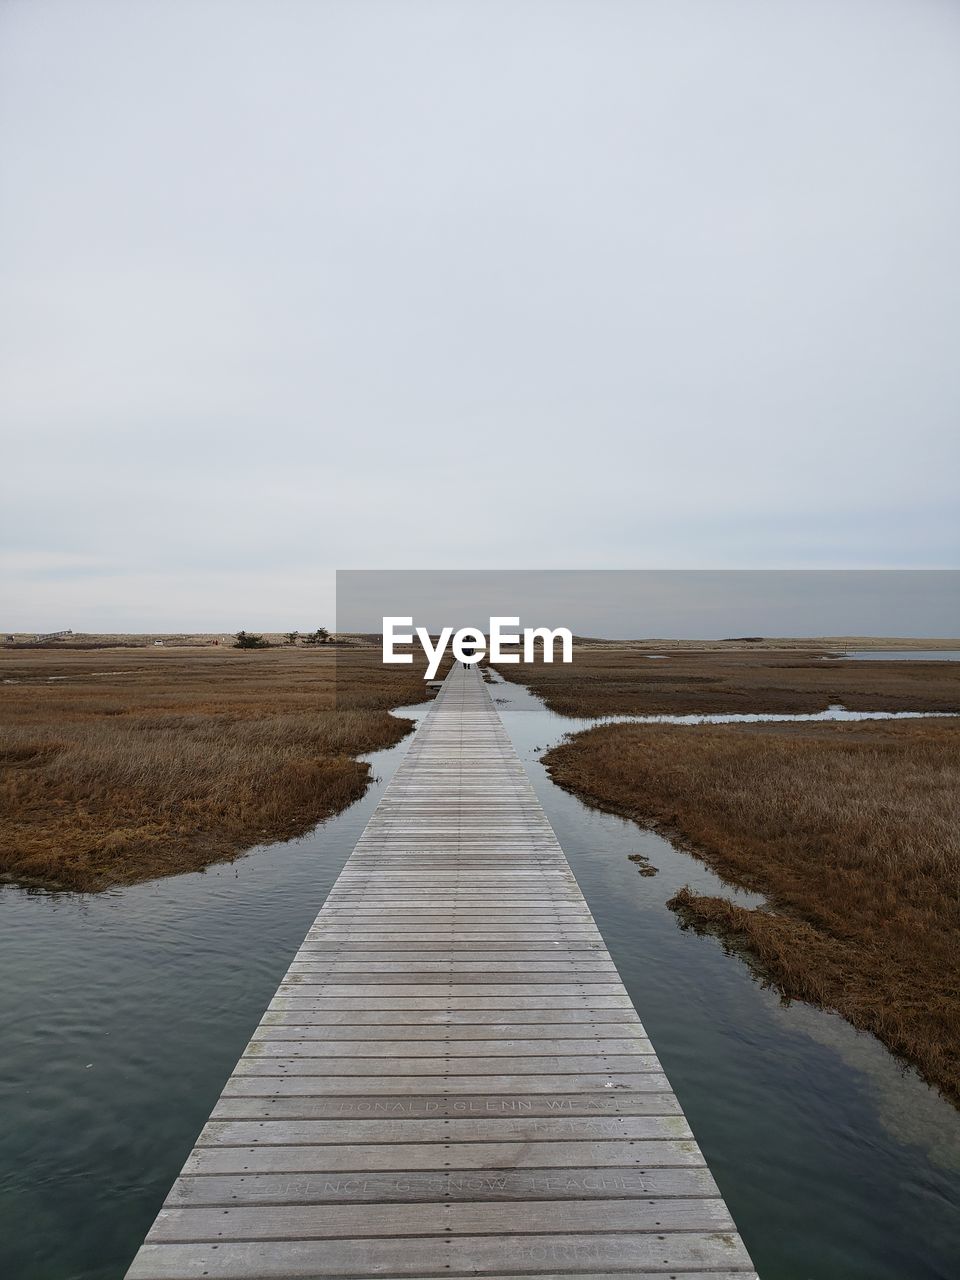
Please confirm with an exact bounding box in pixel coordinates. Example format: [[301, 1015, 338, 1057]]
[[0, 647, 436, 891], [495, 645, 960, 716], [543, 716, 960, 1103]]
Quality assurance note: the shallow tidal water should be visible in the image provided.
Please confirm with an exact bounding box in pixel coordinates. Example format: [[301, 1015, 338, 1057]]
[[2, 683, 959, 1279]]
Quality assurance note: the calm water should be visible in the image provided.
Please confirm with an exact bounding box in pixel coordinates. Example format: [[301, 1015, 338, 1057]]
[[567, 703, 955, 727], [2, 684, 960, 1279]]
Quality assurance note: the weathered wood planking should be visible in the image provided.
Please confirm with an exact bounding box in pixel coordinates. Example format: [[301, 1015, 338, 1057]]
[[126, 663, 757, 1279]]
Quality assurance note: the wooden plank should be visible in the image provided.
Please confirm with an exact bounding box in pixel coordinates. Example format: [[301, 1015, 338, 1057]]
[[276, 983, 630, 995], [167, 1165, 718, 1207], [267, 996, 638, 1011], [283, 966, 621, 978], [296, 945, 607, 952], [210, 1091, 682, 1120], [250, 1031, 653, 1049], [235, 1054, 659, 1075], [124, 663, 755, 1280], [249, 1028, 653, 1045], [221, 1072, 672, 1096], [200, 1113, 690, 1142], [127, 1233, 755, 1278], [258, 1009, 642, 1026], [183, 1138, 706, 1175], [147, 1197, 735, 1240]]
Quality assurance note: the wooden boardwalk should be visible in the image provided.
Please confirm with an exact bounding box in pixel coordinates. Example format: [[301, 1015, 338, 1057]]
[[126, 663, 757, 1279]]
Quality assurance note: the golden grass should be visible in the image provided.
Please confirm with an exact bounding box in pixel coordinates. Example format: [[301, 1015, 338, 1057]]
[[0, 647, 437, 891], [543, 716, 960, 1103], [494, 646, 960, 715]]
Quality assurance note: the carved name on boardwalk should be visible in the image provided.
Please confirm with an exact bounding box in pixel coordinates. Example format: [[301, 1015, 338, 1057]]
[[126, 662, 757, 1279]]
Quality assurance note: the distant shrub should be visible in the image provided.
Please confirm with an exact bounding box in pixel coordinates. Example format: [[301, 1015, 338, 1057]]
[[234, 631, 269, 649]]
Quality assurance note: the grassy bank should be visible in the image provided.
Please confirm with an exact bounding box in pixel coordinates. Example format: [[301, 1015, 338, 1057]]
[[495, 644, 960, 715], [543, 715, 960, 1103], [0, 647, 435, 891]]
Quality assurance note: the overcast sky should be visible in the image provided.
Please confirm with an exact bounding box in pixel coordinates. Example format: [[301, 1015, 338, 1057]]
[[337, 571, 960, 639], [2, 0, 958, 631]]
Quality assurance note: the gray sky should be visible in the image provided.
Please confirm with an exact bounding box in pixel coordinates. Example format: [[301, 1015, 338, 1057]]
[[337, 571, 960, 639], [2, 0, 958, 631]]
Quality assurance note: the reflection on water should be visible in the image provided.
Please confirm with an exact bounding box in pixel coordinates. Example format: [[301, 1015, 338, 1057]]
[[2, 683, 960, 1280], [767, 1001, 960, 1173]]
